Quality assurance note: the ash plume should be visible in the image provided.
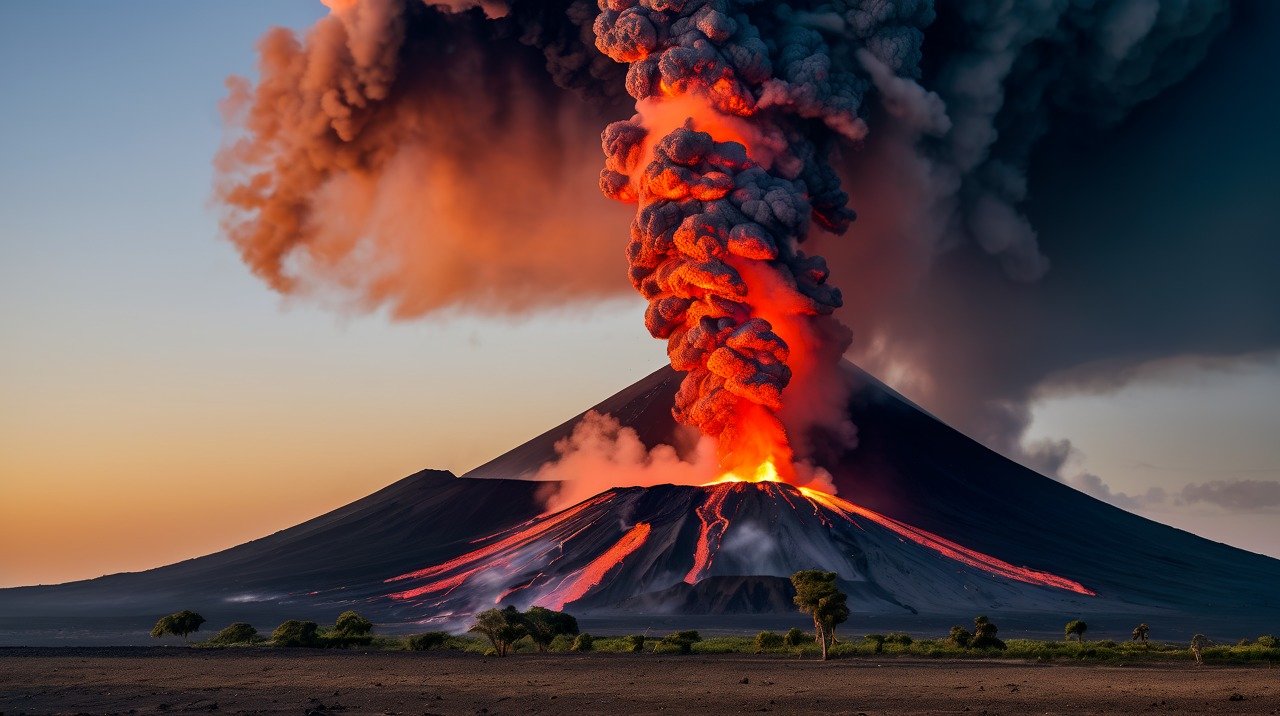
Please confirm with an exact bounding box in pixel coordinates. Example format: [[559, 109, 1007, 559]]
[[218, 0, 1256, 492], [593, 1, 930, 474]]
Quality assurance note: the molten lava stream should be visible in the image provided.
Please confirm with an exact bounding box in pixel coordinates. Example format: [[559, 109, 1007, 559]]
[[536, 522, 652, 611], [799, 487, 1097, 596], [684, 483, 736, 584]]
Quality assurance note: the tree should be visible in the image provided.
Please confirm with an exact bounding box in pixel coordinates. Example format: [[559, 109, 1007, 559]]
[[1065, 619, 1088, 643], [522, 606, 579, 652], [970, 615, 1006, 650], [791, 570, 849, 660], [208, 622, 257, 645], [334, 610, 373, 637], [271, 620, 320, 647], [469, 606, 527, 657], [1131, 623, 1150, 643], [150, 610, 206, 642]]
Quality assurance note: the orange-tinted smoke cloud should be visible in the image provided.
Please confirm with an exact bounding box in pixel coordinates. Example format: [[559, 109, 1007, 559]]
[[216, 1, 632, 319]]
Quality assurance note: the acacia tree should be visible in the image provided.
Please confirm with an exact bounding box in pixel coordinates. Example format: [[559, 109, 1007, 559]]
[[470, 606, 527, 657], [1065, 619, 1088, 643], [150, 610, 206, 642], [791, 570, 849, 660], [523, 606, 578, 652], [1131, 623, 1150, 643]]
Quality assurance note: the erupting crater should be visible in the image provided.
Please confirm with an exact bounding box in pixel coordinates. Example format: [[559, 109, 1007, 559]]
[[384, 476, 1095, 621]]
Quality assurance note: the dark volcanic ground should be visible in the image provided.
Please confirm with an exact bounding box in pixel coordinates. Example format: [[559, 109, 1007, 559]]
[[2, 648, 1278, 716]]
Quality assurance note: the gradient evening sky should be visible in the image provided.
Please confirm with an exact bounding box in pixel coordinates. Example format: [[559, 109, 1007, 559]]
[[1, 1, 1277, 587]]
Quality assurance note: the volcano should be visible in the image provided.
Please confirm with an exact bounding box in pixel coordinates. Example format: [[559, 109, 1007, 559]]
[[3, 363, 1278, 638]]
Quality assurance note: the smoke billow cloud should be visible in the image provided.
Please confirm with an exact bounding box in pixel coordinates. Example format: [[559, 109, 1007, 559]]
[[219, 1, 1275, 506]]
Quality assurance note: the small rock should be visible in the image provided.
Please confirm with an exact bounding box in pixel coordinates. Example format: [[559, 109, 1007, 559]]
[[1230, 693, 1246, 702], [740, 677, 750, 684]]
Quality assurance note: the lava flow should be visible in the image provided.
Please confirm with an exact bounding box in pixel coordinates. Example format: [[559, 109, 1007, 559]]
[[384, 474, 1095, 616]]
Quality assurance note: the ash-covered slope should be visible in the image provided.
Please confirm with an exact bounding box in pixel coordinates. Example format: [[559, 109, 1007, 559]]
[[380, 481, 1103, 624]]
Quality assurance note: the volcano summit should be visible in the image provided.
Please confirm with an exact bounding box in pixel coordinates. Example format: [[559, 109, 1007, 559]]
[[3, 363, 1277, 639]]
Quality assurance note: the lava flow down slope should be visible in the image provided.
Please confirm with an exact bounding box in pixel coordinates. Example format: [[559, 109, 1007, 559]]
[[4, 362, 1277, 635]]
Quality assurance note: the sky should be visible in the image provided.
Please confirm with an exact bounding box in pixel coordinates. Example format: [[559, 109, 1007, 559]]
[[1, 1, 1277, 588]]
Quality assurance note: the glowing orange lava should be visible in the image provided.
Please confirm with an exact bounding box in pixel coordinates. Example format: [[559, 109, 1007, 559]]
[[798, 487, 1097, 596], [536, 522, 651, 611]]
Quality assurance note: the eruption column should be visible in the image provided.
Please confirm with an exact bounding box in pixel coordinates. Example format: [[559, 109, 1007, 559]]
[[595, 1, 854, 478]]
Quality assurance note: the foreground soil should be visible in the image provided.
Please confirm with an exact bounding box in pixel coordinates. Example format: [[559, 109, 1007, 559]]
[[2, 647, 1277, 715]]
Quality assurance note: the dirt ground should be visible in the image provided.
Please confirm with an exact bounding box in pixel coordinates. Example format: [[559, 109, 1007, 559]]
[[1, 647, 1277, 716]]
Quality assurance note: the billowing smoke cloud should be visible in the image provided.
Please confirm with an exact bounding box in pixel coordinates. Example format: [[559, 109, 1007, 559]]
[[216, 0, 633, 318], [592, 1, 931, 474], [220, 1, 1270, 503], [535, 411, 836, 510], [534, 411, 719, 510], [1178, 480, 1280, 511]]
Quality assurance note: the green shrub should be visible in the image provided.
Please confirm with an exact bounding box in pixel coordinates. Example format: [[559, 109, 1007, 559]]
[[548, 634, 575, 652], [207, 622, 257, 645], [947, 626, 972, 648], [656, 630, 701, 655], [406, 632, 450, 651], [627, 634, 646, 653], [1097, 639, 1118, 648], [884, 632, 913, 646], [755, 631, 784, 651], [783, 627, 808, 648], [571, 633, 594, 652], [334, 610, 373, 637], [1257, 635, 1277, 648], [271, 620, 320, 647], [863, 634, 886, 653], [523, 607, 579, 652]]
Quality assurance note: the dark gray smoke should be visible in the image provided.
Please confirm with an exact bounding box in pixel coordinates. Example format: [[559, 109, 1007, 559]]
[[220, 1, 1273, 500]]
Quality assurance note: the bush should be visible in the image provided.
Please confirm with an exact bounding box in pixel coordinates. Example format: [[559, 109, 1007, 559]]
[[755, 631, 785, 651], [271, 620, 321, 647], [783, 627, 808, 648], [884, 632, 913, 646], [523, 606, 579, 652], [656, 630, 701, 655], [627, 634, 646, 653], [207, 622, 257, 645], [1096, 640, 1118, 648], [548, 634, 575, 652], [334, 610, 373, 637], [571, 633, 594, 652], [947, 626, 972, 648], [970, 616, 1006, 650], [406, 632, 450, 651], [150, 610, 206, 641], [864, 634, 886, 653], [1257, 635, 1277, 648]]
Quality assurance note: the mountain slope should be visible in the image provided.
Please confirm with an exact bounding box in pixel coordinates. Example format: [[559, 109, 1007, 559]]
[[2, 362, 1277, 635]]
